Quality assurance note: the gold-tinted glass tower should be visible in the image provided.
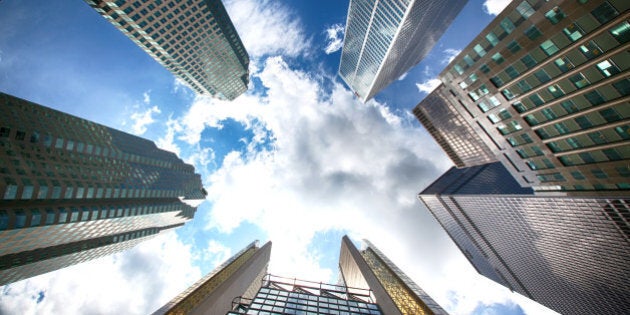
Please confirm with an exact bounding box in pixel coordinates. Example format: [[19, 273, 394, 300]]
[[0, 92, 206, 285]]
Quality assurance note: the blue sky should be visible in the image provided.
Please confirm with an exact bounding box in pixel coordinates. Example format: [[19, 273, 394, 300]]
[[0, 0, 558, 314]]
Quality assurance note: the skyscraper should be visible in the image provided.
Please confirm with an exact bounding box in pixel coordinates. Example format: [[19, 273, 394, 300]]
[[225, 236, 447, 315], [154, 241, 272, 315], [418, 162, 630, 315], [413, 0, 630, 192], [338, 0, 468, 102], [84, 0, 250, 100], [0, 92, 206, 286]]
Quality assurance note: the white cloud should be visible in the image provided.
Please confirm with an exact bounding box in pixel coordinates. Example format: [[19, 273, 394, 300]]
[[205, 240, 232, 267], [129, 105, 161, 135], [416, 78, 441, 94], [483, 0, 512, 16], [442, 48, 461, 65], [323, 24, 344, 54], [0, 231, 201, 314], [156, 117, 183, 156], [223, 0, 310, 58]]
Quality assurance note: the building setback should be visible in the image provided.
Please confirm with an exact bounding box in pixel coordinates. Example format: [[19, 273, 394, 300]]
[[84, 0, 250, 100], [413, 0, 630, 192], [338, 0, 468, 102], [154, 241, 272, 315], [0, 92, 206, 286], [225, 236, 447, 315], [419, 162, 630, 315]]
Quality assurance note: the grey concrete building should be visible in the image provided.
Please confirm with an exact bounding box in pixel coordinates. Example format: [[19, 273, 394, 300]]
[[338, 0, 468, 102], [419, 162, 630, 315], [0, 92, 206, 286], [414, 0, 630, 192], [84, 0, 250, 100]]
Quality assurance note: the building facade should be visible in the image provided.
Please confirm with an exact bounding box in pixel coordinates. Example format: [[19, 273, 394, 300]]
[[418, 162, 630, 315], [228, 236, 447, 315], [0, 92, 206, 285], [84, 0, 250, 100], [154, 241, 271, 315], [338, 0, 468, 102], [414, 0, 629, 192], [413, 84, 498, 168]]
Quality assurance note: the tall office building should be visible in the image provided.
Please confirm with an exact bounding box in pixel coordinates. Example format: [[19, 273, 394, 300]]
[[414, 0, 630, 192], [338, 0, 468, 102], [227, 236, 447, 315], [418, 162, 630, 315], [154, 241, 272, 315], [413, 84, 498, 168], [0, 92, 206, 286], [84, 0, 250, 100]]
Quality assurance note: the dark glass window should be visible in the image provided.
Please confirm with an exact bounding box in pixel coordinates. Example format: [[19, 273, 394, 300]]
[[524, 25, 542, 40], [584, 91, 606, 105], [554, 56, 573, 72], [579, 41, 602, 59], [599, 108, 622, 122], [561, 100, 578, 113], [517, 80, 532, 92], [563, 23, 585, 42], [612, 79, 630, 96], [575, 116, 593, 129], [521, 54, 537, 69], [540, 40, 559, 56], [507, 40, 521, 53], [591, 2, 619, 24], [534, 69, 551, 83], [492, 53, 505, 65], [480, 64, 491, 73]]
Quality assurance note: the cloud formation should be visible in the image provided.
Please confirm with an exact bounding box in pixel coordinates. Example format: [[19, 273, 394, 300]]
[[442, 48, 462, 65], [323, 24, 345, 54], [223, 0, 310, 58], [483, 0, 512, 16], [129, 105, 161, 135], [0, 231, 201, 314], [416, 78, 442, 94]]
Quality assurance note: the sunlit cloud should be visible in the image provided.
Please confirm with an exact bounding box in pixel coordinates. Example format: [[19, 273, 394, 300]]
[[442, 48, 461, 65], [483, 0, 511, 16], [323, 24, 345, 54], [129, 105, 161, 135], [0, 231, 201, 314], [416, 78, 441, 94]]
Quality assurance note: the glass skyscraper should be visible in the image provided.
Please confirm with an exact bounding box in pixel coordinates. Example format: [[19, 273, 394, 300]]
[[159, 236, 446, 315], [414, 0, 630, 192], [419, 162, 629, 315], [84, 0, 250, 100], [338, 0, 468, 102], [0, 92, 206, 286]]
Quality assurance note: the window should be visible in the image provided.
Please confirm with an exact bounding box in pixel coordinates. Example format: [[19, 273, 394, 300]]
[[473, 44, 486, 57], [589, 131, 607, 144], [569, 73, 590, 89], [517, 80, 532, 93], [530, 94, 544, 107], [571, 171, 586, 180], [541, 108, 557, 120], [575, 116, 593, 129], [15, 131, 25, 141], [486, 32, 500, 47], [492, 53, 504, 65], [599, 108, 622, 122], [554, 122, 570, 134], [584, 90, 605, 105], [480, 64, 490, 73], [513, 101, 527, 113], [610, 21, 630, 43], [45, 209, 55, 225], [507, 40, 521, 53], [516, 1, 535, 19], [563, 23, 585, 42], [505, 66, 520, 79], [502, 88, 515, 100], [524, 25, 542, 40], [534, 69, 551, 83], [596, 60, 620, 77], [545, 7, 566, 24], [540, 40, 559, 56], [500, 18, 515, 34], [31, 209, 41, 226], [612, 79, 630, 96], [469, 73, 478, 83], [561, 100, 578, 113], [490, 76, 504, 87], [554, 56, 573, 73], [521, 54, 537, 69], [603, 148, 622, 161], [463, 54, 474, 66], [579, 41, 602, 59], [548, 85, 564, 98], [0, 127, 9, 137], [591, 2, 619, 24], [591, 169, 608, 179], [0, 211, 8, 230]]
